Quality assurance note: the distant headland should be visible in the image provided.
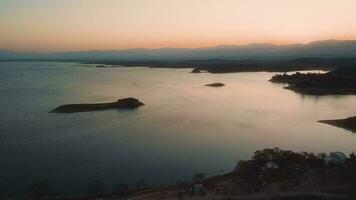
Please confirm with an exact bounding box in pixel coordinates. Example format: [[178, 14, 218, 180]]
[[270, 67, 356, 95]]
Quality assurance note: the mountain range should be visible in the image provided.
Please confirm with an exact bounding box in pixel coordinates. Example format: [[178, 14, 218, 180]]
[[1, 39, 356, 61]]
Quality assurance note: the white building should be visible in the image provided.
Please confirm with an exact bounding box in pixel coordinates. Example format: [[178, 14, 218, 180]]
[[193, 184, 204, 195], [324, 152, 347, 165], [262, 161, 279, 171]]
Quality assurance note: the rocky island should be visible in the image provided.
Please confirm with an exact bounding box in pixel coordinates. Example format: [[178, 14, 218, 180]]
[[96, 65, 107, 68], [319, 116, 356, 132], [50, 97, 144, 113], [205, 82, 225, 87], [270, 67, 356, 95]]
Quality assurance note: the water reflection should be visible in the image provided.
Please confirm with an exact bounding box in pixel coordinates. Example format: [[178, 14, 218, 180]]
[[0, 62, 356, 198]]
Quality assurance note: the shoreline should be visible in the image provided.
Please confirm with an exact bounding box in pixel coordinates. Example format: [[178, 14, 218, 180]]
[[0, 58, 349, 73]]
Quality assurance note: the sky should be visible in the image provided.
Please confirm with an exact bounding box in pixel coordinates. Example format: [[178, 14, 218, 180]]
[[1, 0, 356, 52]]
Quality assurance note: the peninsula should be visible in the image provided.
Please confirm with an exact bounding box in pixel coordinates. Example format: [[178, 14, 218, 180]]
[[270, 67, 356, 95], [319, 116, 356, 132]]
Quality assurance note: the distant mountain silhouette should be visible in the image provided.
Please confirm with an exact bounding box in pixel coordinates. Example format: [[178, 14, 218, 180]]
[[0, 49, 43, 60], [1, 39, 356, 61]]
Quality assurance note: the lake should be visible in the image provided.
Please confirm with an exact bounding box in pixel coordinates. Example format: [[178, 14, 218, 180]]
[[1, 62, 356, 197]]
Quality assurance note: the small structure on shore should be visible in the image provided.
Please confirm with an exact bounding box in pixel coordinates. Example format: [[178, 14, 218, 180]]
[[262, 161, 279, 171], [324, 152, 347, 165], [194, 184, 204, 194], [187, 184, 205, 196]]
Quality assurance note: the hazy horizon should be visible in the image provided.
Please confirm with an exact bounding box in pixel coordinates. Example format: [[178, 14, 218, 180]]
[[1, 0, 356, 52], [2, 39, 355, 53]]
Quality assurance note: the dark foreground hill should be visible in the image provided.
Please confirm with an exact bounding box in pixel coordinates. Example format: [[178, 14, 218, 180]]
[[35, 148, 356, 200], [125, 148, 356, 199]]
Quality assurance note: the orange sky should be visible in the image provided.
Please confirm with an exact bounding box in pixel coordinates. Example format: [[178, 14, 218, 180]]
[[1, 0, 356, 52]]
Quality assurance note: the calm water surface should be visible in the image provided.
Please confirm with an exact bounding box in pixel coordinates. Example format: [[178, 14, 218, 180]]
[[1, 62, 356, 197]]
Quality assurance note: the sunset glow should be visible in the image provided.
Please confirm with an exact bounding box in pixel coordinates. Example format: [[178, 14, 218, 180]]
[[1, 0, 356, 52]]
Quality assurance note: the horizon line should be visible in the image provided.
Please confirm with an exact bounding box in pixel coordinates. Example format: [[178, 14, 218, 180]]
[[2, 38, 356, 54]]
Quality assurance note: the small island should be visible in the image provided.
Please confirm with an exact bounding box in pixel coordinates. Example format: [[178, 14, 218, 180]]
[[96, 65, 108, 68], [270, 67, 356, 95], [191, 68, 202, 73], [50, 97, 144, 113], [319, 116, 356, 132], [205, 82, 225, 87]]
